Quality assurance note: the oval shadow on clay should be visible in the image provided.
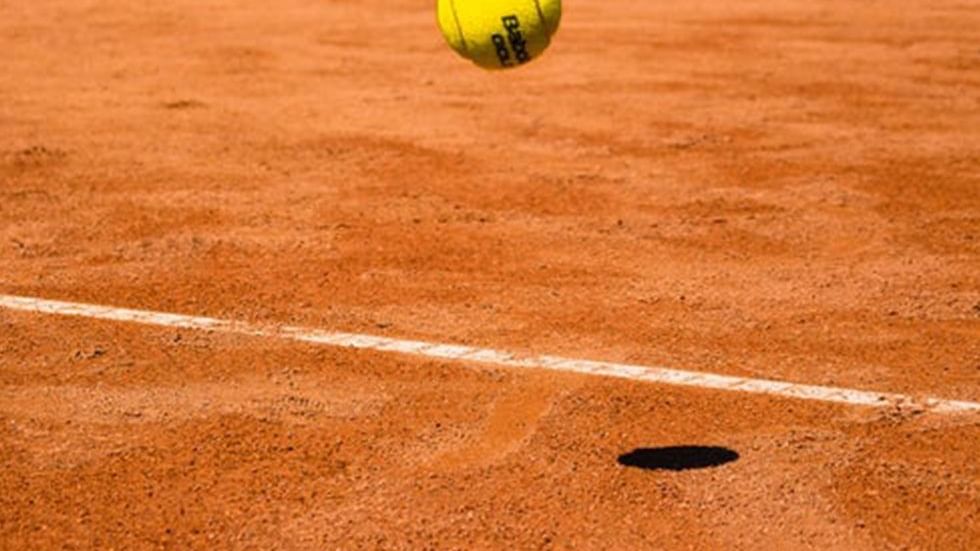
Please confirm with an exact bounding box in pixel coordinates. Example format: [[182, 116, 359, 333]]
[[618, 446, 739, 471]]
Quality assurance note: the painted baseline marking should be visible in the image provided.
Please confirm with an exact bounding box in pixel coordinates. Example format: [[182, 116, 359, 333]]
[[1, 294, 977, 414]]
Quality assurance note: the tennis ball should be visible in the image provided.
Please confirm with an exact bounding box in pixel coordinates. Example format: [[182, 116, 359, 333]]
[[437, 0, 562, 70]]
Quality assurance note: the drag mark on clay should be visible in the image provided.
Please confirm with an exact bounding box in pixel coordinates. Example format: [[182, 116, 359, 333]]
[[1, 294, 978, 414]]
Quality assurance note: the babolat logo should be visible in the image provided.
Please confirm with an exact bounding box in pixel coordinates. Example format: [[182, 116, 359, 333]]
[[491, 14, 532, 67]]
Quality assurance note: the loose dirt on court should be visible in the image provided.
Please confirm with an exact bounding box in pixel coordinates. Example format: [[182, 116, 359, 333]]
[[1, 0, 978, 548]]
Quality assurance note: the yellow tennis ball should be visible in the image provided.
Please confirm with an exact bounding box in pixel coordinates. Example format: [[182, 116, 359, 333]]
[[437, 0, 562, 70]]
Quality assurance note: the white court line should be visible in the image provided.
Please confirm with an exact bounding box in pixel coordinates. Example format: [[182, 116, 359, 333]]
[[1, 294, 977, 415]]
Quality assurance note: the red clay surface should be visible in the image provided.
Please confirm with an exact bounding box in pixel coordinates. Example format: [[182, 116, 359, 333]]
[[2, 0, 979, 548]]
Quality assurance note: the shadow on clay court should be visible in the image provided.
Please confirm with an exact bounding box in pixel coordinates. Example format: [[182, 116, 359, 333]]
[[617, 446, 739, 471]]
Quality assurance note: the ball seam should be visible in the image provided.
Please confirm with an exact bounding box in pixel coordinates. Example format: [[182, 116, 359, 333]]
[[532, 0, 548, 30], [448, 0, 469, 54]]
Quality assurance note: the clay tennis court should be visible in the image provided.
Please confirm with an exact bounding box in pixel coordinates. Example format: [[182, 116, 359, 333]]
[[2, 0, 978, 548]]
